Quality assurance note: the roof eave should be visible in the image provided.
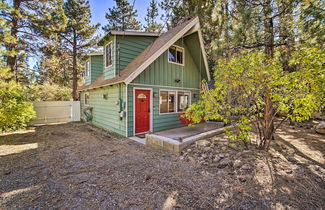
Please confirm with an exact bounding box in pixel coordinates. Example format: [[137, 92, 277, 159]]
[[98, 30, 160, 46]]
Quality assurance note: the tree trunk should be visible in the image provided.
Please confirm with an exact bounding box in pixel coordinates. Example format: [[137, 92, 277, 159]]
[[279, 0, 295, 72], [72, 32, 78, 101], [261, 0, 275, 148], [263, 0, 274, 59], [7, 0, 21, 81]]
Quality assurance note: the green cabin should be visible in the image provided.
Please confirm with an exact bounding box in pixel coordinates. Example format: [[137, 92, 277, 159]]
[[78, 17, 210, 137]]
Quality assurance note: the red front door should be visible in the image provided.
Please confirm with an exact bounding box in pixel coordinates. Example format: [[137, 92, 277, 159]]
[[135, 89, 150, 134]]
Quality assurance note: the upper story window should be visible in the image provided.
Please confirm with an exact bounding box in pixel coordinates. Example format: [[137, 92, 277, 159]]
[[85, 61, 90, 76], [105, 42, 113, 67], [168, 45, 184, 65]]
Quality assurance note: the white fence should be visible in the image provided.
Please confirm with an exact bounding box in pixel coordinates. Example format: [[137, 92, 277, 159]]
[[30, 101, 80, 125]]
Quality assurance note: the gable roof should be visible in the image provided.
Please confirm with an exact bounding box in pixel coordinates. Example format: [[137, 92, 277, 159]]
[[79, 17, 210, 92]]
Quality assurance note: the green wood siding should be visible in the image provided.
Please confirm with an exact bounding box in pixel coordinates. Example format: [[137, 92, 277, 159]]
[[84, 55, 103, 85], [117, 36, 156, 74], [132, 37, 207, 88], [127, 84, 200, 137], [80, 84, 127, 136], [103, 36, 116, 80], [126, 35, 207, 136], [90, 55, 103, 82]]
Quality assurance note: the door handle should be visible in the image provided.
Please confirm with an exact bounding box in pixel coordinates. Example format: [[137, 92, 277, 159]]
[[148, 108, 150, 113]]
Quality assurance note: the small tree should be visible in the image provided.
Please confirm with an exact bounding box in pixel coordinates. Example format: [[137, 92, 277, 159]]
[[186, 48, 324, 150], [26, 83, 72, 101], [144, 0, 163, 33], [102, 0, 141, 32], [0, 80, 36, 133]]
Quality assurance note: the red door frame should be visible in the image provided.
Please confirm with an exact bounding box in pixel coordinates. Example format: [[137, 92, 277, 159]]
[[134, 88, 152, 134]]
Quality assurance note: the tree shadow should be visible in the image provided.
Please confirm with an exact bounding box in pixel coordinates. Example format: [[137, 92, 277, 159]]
[[276, 121, 325, 159], [273, 133, 324, 169]]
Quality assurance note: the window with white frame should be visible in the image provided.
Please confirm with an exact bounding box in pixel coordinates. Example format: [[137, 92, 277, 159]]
[[85, 61, 90, 76], [160, 90, 191, 114], [168, 45, 184, 65], [177, 91, 190, 112], [105, 42, 113, 67], [84, 93, 89, 105], [160, 91, 176, 113]]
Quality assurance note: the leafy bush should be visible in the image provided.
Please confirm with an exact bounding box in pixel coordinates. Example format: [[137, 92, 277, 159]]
[[0, 81, 36, 132], [186, 48, 324, 150], [26, 83, 72, 101]]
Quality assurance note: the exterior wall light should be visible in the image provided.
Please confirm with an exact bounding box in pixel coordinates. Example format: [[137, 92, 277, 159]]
[[103, 93, 108, 99], [175, 79, 181, 83]]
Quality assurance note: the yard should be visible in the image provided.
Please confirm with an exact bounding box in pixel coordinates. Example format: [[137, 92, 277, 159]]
[[0, 122, 324, 209]]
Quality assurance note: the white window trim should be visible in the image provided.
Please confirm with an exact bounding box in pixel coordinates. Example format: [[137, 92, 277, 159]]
[[168, 45, 185, 66], [159, 89, 191, 115], [104, 41, 113, 68]]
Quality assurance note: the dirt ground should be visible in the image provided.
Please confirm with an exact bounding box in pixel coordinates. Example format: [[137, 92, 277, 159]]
[[0, 122, 324, 209]]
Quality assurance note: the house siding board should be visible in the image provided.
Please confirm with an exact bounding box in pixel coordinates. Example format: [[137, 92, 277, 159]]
[[117, 36, 156, 73], [80, 84, 126, 136], [90, 55, 103, 83], [132, 37, 206, 88], [127, 84, 200, 137]]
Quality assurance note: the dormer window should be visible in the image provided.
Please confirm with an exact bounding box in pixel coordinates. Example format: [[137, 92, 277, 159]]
[[105, 42, 113, 67], [85, 61, 90, 76], [168, 45, 184, 65]]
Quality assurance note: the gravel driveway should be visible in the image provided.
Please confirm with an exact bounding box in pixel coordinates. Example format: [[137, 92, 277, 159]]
[[0, 123, 225, 209], [0, 122, 324, 209]]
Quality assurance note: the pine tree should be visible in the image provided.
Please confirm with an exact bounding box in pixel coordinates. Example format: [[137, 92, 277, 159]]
[[0, 1, 15, 80], [0, 0, 66, 82], [102, 0, 141, 31], [60, 0, 99, 101], [144, 0, 163, 32]]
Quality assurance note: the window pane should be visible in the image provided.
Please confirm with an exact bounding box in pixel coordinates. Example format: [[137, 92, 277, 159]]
[[176, 50, 183, 64], [105, 43, 112, 67], [160, 91, 168, 113], [168, 47, 176, 62], [168, 91, 176, 112], [178, 92, 190, 112]]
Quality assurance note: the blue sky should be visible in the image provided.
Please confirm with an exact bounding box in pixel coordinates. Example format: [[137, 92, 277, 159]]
[[89, 0, 164, 36]]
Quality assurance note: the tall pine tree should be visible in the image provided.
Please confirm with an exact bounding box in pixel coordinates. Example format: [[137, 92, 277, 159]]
[[144, 0, 163, 32], [102, 0, 141, 31], [60, 0, 99, 100], [0, 0, 66, 82]]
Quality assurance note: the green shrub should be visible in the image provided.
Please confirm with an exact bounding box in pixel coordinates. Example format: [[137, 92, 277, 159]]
[[0, 81, 36, 132], [26, 83, 72, 101]]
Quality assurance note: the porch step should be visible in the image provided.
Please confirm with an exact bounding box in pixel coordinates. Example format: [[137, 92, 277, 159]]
[[145, 125, 232, 154]]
